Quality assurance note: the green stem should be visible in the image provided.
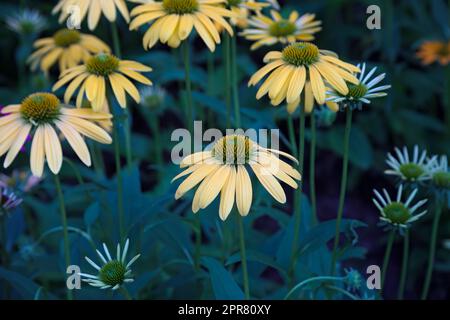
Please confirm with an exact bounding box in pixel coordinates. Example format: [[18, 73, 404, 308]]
[[90, 142, 105, 177], [182, 41, 194, 135], [445, 65, 450, 135], [421, 199, 443, 300], [284, 276, 344, 300], [182, 40, 200, 270], [112, 106, 125, 243], [149, 115, 163, 169], [397, 229, 409, 300], [287, 114, 297, 157], [224, 34, 232, 128], [110, 23, 122, 58], [309, 113, 317, 224], [238, 214, 250, 299], [381, 229, 396, 295], [120, 286, 132, 300], [289, 106, 306, 285], [230, 33, 241, 127], [330, 108, 353, 274], [53, 174, 73, 301], [110, 22, 133, 167], [123, 109, 133, 167]]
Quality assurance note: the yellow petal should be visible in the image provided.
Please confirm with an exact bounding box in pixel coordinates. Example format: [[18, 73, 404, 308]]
[[4, 123, 31, 168], [250, 162, 286, 203], [43, 124, 63, 174], [30, 126, 45, 177], [236, 165, 252, 216], [219, 166, 236, 221]]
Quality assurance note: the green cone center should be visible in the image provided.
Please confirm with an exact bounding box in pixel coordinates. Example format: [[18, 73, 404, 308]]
[[20, 93, 61, 124], [383, 202, 411, 224], [399, 163, 425, 180], [282, 42, 319, 67], [432, 171, 450, 189], [99, 260, 126, 286], [163, 0, 199, 14], [213, 135, 253, 165], [346, 83, 368, 99], [53, 29, 81, 47], [86, 53, 119, 76], [269, 20, 296, 37]]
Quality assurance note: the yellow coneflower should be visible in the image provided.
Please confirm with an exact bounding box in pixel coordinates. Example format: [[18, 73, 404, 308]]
[[240, 10, 321, 50], [27, 29, 111, 74], [52, 53, 153, 111], [416, 40, 450, 66], [225, 0, 270, 29], [129, 0, 235, 52], [172, 134, 301, 220], [248, 42, 360, 112], [0, 93, 112, 177], [53, 0, 131, 31]]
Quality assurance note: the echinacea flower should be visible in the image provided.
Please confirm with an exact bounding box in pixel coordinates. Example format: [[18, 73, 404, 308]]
[[27, 29, 111, 74], [240, 10, 322, 50], [224, 0, 270, 29], [0, 185, 23, 215], [384, 145, 433, 182], [79, 239, 140, 290], [53, 0, 131, 31], [0, 93, 112, 177], [416, 40, 450, 66], [52, 53, 153, 111], [248, 42, 360, 112], [427, 155, 450, 190], [6, 9, 47, 36], [172, 134, 301, 220], [327, 63, 391, 110], [129, 0, 235, 52], [372, 185, 427, 232], [140, 85, 167, 110]]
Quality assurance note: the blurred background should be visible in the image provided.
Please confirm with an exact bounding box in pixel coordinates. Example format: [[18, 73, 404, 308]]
[[0, 0, 448, 300]]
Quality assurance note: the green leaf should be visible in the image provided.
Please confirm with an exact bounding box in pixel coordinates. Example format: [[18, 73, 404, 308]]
[[0, 267, 55, 300], [84, 202, 100, 228], [225, 250, 288, 281], [316, 125, 374, 169], [201, 257, 245, 300], [295, 219, 367, 260]]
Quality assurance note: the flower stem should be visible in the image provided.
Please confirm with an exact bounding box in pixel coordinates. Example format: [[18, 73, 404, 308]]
[[110, 23, 122, 58], [149, 115, 163, 169], [284, 276, 344, 300], [309, 113, 317, 224], [112, 106, 125, 243], [230, 32, 241, 127], [224, 34, 232, 128], [238, 213, 250, 299], [182, 41, 194, 135], [53, 174, 73, 301], [330, 108, 353, 274], [421, 198, 443, 300], [444, 65, 450, 136], [397, 229, 409, 300], [381, 229, 396, 295], [289, 106, 306, 285], [110, 22, 133, 167], [182, 40, 201, 270], [90, 142, 105, 177], [287, 114, 297, 157]]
